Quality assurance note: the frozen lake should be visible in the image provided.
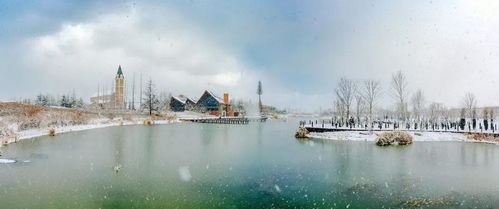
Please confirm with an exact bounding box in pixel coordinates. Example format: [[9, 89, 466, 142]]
[[1, 119, 499, 208]]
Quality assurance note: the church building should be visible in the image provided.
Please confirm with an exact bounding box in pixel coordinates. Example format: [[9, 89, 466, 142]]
[[90, 65, 126, 110]]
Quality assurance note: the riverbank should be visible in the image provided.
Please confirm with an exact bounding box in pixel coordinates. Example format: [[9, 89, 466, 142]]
[[0, 102, 210, 146], [1, 117, 181, 145], [17, 118, 177, 141], [307, 131, 499, 145]]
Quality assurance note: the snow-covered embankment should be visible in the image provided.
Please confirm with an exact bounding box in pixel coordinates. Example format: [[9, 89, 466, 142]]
[[306, 131, 493, 143]]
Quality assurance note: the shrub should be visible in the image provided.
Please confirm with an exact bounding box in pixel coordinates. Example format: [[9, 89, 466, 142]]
[[376, 131, 413, 146], [48, 128, 56, 136], [143, 119, 154, 125], [295, 127, 309, 138]]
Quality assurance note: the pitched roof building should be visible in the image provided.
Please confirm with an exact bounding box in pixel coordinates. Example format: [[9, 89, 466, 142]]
[[168, 90, 237, 116], [90, 65, 126, 110]]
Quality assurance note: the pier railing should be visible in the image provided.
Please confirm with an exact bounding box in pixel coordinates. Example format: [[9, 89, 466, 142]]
[[183, 116, 267, 124], [299, 119, 499, 135]]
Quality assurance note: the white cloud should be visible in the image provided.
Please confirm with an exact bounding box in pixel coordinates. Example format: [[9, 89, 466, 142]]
[[306, 0, 499, 108], [22, 5, 261, 104], [9, 1, 499, 111]]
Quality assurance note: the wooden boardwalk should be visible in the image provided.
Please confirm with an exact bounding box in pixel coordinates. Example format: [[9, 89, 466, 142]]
[[183, 116, 267, 124]]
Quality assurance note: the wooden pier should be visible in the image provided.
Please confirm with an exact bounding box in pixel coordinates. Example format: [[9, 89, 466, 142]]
[[183, 116, 268, 124], [183, 117, 268, 124], [193, 118, 249, 124]]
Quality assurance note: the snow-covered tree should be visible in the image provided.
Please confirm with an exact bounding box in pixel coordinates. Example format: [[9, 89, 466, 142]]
[[361, 80, 381, 129], [257, 81, 263, 114], [60, 95, 70, 108], [441, 105, 451, 124], [483, 108, 489, 120], [158, 91, 172, 112], [335, 77, 356, 121], [354, 91, 364, 124], [69, 93, 77, 108], [411, 89, 425, 122], [462, 92, 477, 119], [35, 94, 49, 106], [427, 102, 443, 123], [391, 70, 409, 121], [333, 99, 345, 123], [142, 79, 160, 115], [75, 98, 84, 108]]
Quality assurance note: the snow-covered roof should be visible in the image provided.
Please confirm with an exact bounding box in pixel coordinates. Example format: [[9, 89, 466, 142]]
[[171, 96, 187, 104], [205, 90, 224, 103], [189, 97, 198, 103], [172, 95, 199, 105]]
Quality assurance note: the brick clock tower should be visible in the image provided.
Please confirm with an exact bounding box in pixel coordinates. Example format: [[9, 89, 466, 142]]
[[115, 65, 125, 109]]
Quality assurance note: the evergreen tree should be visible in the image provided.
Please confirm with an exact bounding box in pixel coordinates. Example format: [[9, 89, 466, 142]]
[[75, 98, 84, 108], [60, 95, 70, 108], [257, 81, 263, 114], [69, 93, 77, 108], [35, 94, 49, 106]]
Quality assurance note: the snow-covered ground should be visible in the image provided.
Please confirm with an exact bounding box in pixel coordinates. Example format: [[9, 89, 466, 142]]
[[6, 118, 179, 144], [303, 122, 499, 134], [307, 131, 499, 144], [0, 110, 212, 145]]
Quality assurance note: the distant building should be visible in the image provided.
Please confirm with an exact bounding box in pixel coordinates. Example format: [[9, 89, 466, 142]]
[[90, 65, 126, 110], [114, 66, 125, 109], [169, 90, 237, 116], [185, 97, 197, 111], [196, 90, 224, 113], [170, 95, 197, 112], [196, 90, 235, 116], [170, 96, 187, 112]]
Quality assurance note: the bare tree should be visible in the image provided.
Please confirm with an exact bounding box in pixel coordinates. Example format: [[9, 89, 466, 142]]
[[354, 92, 364, 125], [333, 99, 345, 123], [441, 105, 451, 124], [131, 73, 136, 110], [335, 78, 356, 121], [428, 102, 443, 123], [158, 91, 172, 112], [460, 108, 466, 119], [411, 89, 425, 122], [462, 92, 477, 119], [361, 80, 381, 130], [142, 78, 160, 115], [391, 70, 409, 120], [483, 108, 489, 120]]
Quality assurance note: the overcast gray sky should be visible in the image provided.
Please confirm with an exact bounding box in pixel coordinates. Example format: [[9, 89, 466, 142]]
[[1, 0, 499, 112]]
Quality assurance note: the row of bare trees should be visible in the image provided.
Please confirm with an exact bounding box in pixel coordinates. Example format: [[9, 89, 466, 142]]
[[333, 71, 487, 127], [334, 78, 381, 130]]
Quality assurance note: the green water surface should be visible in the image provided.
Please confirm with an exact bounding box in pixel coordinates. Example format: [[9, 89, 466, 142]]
[[1, 120, 499, 208]]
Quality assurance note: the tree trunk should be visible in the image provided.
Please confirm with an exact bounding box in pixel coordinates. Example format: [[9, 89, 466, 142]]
[[258, 95, 262, 114]]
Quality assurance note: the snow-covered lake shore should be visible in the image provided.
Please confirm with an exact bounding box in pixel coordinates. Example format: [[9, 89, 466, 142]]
[[0, 102, 215, 146], [20, 118, 178, 140], [1, 118, 181, 145], [307, 131, 499, 145]]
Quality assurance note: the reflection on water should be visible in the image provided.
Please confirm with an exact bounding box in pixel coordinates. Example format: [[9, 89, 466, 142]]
[[1, 120, 499, 208]]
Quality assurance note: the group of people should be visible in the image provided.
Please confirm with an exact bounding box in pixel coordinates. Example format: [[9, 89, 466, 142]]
[[301, 117, 497, 133]]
